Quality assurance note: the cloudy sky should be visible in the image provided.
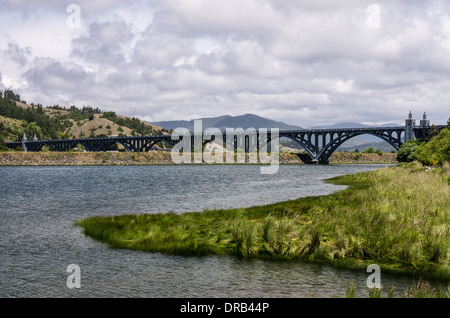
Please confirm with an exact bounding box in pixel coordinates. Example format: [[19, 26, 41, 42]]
[[1, 0, 449, 127]]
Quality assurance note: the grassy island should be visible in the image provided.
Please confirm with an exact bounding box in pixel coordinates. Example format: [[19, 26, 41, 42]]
[[76, 164, 450, 282]]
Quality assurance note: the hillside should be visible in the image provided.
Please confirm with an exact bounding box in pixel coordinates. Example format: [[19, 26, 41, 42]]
[[415, 126, 450, 165], [0, 89, 168, 144], [67, 113, 134, 138], [337, 140, 397, 153]]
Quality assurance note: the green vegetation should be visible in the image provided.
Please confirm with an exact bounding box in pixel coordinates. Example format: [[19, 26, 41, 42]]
[[77, 164, 450, 282], [397, 140, 422, 163], [0, 89, 168, 144], [48, 104, 102, 122], [101, 111, 162, 136], [0, 92, 66, 140], [415, 128, 450, 166], [2, 89, 22, 102], [402, 278, 449, 298], [0, 130, 9, 151], [344, 279, 449, 298], [398, 125, 450, 166]]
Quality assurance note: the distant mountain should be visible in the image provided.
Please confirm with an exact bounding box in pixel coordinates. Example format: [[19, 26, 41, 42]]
[[311, 122, 400, 129], [149, 113, 303, 131], [149, 115, 232, 131], [338, 141, 397, 153], [311, 122, 400, 144]]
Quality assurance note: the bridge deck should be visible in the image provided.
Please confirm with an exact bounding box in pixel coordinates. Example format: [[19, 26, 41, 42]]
[[5, 124, 447, 164]]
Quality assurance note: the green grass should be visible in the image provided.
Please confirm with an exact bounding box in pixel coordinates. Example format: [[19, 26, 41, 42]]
[[76, 165, 450, 282], [345, 279, 449, 298]]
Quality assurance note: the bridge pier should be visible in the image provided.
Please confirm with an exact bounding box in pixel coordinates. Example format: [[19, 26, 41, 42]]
[[296, 153, 329, 165], [310, 159, 329, 165]]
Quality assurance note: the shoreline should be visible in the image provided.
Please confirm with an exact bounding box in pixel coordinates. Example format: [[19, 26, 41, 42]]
[[0, 151, 398, 166], [76, 164, 449, 283]]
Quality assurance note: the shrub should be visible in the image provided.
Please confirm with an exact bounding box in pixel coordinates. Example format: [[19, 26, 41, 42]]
[[0, 135, 9, 151], [415, 128, 450, 166], [0, 143, 10, 151], [397, 140, 421, 162]]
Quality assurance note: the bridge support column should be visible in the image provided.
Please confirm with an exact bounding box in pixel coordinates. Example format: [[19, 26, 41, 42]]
[[405, 111, 416, 142]]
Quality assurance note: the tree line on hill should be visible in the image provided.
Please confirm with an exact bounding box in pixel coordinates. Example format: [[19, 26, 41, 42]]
[[0, 90, 67, 141], [0, 89, 168, 150]]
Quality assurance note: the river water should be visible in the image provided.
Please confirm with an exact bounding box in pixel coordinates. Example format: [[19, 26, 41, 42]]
[[0, 164, 421, 298]]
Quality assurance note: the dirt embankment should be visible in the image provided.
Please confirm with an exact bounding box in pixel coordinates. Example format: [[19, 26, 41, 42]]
[[328, 152, 397, 164], [0, 151, 397, 166]]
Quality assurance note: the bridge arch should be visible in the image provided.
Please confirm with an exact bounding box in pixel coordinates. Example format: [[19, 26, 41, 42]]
[[26, 142, 45, 152], [95, 139, 135, 152], [279, 134, 316, 159], [65, 141, 92, 152], [317, 131, 401, 162], [140, 138, 176, 152]]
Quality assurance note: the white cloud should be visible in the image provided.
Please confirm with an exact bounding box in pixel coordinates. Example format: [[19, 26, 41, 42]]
[[1, 0, 449, 127]]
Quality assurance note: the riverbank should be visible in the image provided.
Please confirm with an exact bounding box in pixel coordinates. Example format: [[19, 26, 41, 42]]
[[76, 164, 450, 283], [0, 151, 397, 166]]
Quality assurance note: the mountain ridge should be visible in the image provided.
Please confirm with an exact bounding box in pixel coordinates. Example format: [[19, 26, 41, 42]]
[[149, 113, 304, 131]]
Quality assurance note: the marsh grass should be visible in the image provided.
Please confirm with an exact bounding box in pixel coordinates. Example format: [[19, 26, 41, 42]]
[[76, 165, 450, 282], [346, 282, 356, 298], [344, 280, 449, 298], [403, 278, 450, 298]]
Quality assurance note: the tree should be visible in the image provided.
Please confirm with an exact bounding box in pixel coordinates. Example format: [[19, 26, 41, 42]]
[[397, 140, 422, 162], [3, 89, 20, 102], [0, 129, 9, 151], [364, 147, 374, 153]]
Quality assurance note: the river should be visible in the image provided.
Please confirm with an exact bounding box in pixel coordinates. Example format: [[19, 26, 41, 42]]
[[0, 164, 419, 298]]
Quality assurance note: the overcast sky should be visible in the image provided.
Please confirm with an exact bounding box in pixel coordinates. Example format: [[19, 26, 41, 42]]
[[1, 0, 449, 127]]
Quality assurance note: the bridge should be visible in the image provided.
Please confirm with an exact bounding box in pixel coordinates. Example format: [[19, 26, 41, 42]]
[[5, 112, 447, 164]]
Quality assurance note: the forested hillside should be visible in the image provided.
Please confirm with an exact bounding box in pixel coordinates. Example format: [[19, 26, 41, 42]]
[[0, 89, 167, 150]]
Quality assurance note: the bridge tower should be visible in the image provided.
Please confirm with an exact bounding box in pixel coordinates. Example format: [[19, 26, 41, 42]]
[[420, 112, 430, 127], [22, 133, 28, 152], [405, 111, 416, 142]]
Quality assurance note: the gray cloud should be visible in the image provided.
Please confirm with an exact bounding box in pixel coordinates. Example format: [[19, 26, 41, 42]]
[[4, 43, 32, 66], [71, 21, 135, 66], [24, 57, 93, 99], [2, 0, 450, 126]]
